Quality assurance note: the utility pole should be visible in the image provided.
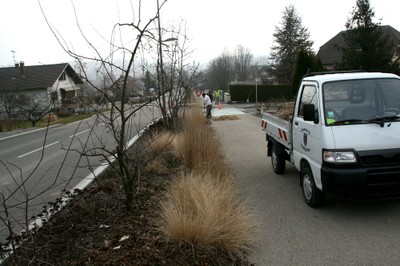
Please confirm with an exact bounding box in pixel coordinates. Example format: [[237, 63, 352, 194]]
[[157, 0, 167, 124], [156, 0, 177, 127], [11, 50, 16, 64], [255, 66, 258, 104]]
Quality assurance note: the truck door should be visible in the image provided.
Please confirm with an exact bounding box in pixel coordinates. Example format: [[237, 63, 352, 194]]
[[292, 83, 323, 188]]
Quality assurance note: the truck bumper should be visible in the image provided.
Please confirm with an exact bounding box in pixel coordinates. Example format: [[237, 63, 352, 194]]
[[321, 165, 400, 198]]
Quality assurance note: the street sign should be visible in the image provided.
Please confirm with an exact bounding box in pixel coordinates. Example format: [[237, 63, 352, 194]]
[[195, 90, 202, 97]]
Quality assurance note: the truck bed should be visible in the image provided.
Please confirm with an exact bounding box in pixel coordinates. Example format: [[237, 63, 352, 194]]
[[261, 112, 291, 149]]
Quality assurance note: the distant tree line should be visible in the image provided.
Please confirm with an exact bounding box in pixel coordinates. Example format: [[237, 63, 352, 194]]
[[199, 0, 400, 98]]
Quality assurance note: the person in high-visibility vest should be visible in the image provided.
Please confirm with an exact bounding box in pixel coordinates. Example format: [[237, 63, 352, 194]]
[[214, 89, 221, 106]]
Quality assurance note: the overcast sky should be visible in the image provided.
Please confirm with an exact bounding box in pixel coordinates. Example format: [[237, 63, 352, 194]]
[[1, 0, 399, 68]]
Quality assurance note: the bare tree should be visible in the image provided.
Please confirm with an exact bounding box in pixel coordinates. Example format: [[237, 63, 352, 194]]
[[233, 45, 254, 81], [16, 95, 54, 127], [158, 24, 201, 129], [0, 118, 93, 257], [38, 0, 198, 210], [0, 3, 199, 261], [0, 94, 18, 132], [0, 94, 18, 120], [205, 50, 234, 92]]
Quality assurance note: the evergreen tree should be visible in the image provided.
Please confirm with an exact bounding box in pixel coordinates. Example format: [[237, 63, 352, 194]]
[[292, 49, 323, 95], [339, 0, 397, 72], [269, 5, 313, 84]]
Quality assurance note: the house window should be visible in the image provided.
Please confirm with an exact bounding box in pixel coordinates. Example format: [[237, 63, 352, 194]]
[[15, 94, 28, 104], [59, 72, 66, 81], [51, 91, 58, 102]]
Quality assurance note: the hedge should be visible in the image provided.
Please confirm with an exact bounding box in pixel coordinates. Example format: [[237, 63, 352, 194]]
[[228, 83, 293, 102]]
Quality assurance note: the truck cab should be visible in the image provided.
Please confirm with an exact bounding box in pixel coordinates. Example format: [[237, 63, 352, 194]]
[[265, 71, 400, 207]]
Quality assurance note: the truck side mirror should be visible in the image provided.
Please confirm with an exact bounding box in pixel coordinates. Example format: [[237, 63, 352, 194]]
[[303, 104, 318, 123]]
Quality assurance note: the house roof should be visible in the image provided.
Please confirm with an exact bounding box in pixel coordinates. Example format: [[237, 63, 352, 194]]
[[0, 63, 83, 92], [317, 25, 400, 66]]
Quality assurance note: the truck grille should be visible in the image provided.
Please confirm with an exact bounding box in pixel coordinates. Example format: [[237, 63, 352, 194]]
[[367, 168, 400, 186], [358, 149, 400, 194], [358, 149, 400, 166]]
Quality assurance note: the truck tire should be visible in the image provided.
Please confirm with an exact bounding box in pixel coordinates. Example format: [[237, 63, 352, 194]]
[[271, 148, 286, 174], [301, 165, 324, 207]]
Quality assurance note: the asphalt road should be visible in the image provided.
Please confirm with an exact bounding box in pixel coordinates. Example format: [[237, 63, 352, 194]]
[[0, 103, 160, 241], [211, 107, 400, 266]]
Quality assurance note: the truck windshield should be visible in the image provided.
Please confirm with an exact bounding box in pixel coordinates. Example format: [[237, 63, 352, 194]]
[[323, 78, 400, 126]]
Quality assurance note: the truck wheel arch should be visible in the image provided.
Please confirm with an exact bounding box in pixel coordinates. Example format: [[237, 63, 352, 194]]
[[299, 159, 312, 187], [300, 160, 325, 207], [268, 139, 286, 174]]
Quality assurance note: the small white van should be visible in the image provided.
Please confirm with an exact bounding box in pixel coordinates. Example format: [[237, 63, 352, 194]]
[[262, 72, 400, 207]]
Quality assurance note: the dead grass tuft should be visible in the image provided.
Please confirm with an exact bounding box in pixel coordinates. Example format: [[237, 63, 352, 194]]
[[213, 115, 239, 121], [261, 98, 294, 120], [174, 109, 230, 179], [143, 131, 182, 176], [148, 131, 177, 155], [158, 172, 256, 252], [145, 156, 174, 176]]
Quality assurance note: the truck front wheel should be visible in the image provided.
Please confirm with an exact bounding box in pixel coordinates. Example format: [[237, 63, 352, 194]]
[[271, 148, 285, 174], [301, 165, 324, 207]]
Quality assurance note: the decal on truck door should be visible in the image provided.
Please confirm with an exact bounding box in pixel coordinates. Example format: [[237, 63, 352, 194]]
[[301, 128, 310, 152]]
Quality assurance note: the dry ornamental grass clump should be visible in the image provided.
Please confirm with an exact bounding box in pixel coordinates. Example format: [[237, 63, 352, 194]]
[[156, 107, 257, 256], [174, 109, 230, 179], [144, 131, 181, 175], [158, 172, 255, 253]]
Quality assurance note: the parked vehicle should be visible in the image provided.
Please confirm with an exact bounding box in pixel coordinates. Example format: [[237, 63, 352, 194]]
[[261, 71, 400, 207]]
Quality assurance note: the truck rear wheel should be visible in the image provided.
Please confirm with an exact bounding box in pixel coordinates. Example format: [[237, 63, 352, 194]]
[[301, 165, 324, 207], [271, 148, 285, 174]]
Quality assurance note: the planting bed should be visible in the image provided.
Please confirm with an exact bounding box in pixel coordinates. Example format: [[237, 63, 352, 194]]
[[3, 123, 252, 265]]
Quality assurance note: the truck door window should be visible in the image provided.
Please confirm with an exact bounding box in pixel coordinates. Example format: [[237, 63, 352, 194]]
[[378, 79, 400, 110], [298, 85, 317, 117]]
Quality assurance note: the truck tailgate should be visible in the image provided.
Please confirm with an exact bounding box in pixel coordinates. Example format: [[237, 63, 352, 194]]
[[261, 112, 291, 148]]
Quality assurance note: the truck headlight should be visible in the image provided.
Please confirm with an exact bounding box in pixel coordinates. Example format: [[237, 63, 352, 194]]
[[323, 150, 357, 163]]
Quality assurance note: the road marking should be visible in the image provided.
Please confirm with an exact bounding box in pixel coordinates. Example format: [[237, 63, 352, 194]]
[[49, 191, 62, 197], [66, 115, 96, 126], [70, 129, 90, 138], [17, 141, 60, 158], [0, 125, 59, 142]]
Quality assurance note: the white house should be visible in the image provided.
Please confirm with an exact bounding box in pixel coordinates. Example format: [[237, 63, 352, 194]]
[[0, 62, 83, 118]]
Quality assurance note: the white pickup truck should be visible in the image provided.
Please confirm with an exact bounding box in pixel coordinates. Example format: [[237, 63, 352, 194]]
[[261, 71, 400, 207]]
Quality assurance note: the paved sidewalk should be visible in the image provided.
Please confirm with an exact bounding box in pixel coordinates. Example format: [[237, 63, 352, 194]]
[[210, 111, 265, 265], [211, 104, 244, 117], [208, 103, 246, 117]]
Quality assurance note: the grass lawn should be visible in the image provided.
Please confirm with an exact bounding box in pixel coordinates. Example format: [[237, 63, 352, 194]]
[[1, 113, 95, 132]]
